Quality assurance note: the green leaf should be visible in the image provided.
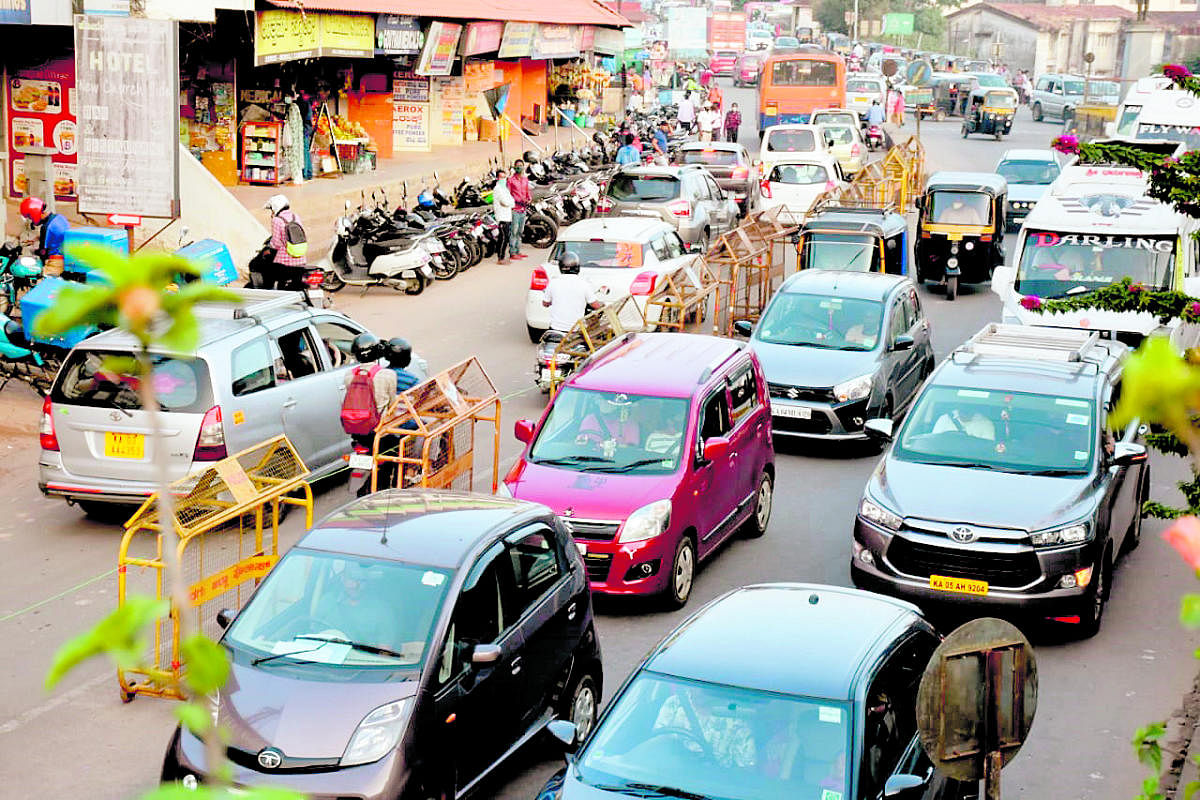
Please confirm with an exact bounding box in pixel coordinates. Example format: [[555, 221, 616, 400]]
[[181, 633, 230, 695], [1112, 336, 1200, 433], [1186, 778, 1200, 800], [31, 282, 117, 338], [140, 785, 223, 800], [1183, 593, 1200, 628], [1134, 721, 1168, 774], [175, 700, 211, 736], [156, 312, 201, 355], [45, 595, 167, 690]]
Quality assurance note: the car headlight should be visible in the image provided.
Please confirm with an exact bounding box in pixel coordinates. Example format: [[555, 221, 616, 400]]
[[834, 373, 874, 403], [859, 497, 903, 531], [495, 481, 513, 499], [1029, 522, 1090, 547], [341, 699, 414, 766], [617, 499, 672, 543]]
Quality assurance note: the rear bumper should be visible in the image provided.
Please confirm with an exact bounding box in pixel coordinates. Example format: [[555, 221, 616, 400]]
[[40, 451, 170, 506]]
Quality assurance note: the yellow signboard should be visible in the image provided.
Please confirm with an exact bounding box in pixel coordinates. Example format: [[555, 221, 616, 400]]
[[189, 554, 277, 606], [255, 10, 373, 66]]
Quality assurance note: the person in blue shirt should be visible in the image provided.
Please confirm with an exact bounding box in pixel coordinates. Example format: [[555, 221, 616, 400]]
[[383, 337, 420, 391], [653, 121, 670, 159], [867, 98, 885, 126], [20, 197, 69, 262], [615, 133, 640, 166], [360, 337, 421, 496]]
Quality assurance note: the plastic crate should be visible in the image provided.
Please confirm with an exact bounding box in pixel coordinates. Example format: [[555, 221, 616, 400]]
[[21, 277, 97, 348], [62, 226, 129, 277], [176, 239, 238, 286]]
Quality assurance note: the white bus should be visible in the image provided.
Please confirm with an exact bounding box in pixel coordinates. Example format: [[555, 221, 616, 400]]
[[1109, 76, 1173, 136]]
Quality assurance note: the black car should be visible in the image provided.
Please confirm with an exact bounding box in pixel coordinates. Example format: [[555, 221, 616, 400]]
[[162, 490, 602, 799], [538, 583, 975, 800], [853, 324, 1149, 637]]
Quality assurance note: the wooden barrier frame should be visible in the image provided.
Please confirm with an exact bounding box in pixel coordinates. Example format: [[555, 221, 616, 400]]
[[642, 259, 719, 332], [708, 206, 799, 336]]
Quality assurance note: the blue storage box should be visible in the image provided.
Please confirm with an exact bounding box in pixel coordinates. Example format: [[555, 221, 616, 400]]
[[62, 226, 129, 277], [21, 277, 97, 349], [175, 239, 238, 286]]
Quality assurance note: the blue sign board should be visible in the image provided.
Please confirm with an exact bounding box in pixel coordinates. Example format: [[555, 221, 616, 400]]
[[0, 0, 31, 25]]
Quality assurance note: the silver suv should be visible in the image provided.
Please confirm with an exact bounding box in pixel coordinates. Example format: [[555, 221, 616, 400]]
[[38, 290, 426, 516], [1030, 73, 1086, 123], [597, 165, 740, 250]]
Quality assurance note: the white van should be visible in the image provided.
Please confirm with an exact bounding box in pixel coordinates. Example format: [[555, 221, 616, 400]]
[[992, 158, 1200, 347], [757, 123, 833, 174], [1108, 76, 1173, 136], [1127, 88, 1200, 149]]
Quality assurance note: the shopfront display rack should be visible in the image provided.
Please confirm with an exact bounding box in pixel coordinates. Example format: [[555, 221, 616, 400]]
[[240, 120, 281, 185]]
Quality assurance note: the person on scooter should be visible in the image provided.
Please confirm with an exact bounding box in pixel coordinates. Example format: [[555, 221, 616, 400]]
[[867, 98, 885, 127], [345, 333, 397, 497], [543, 252, 603, 333], [20, 196, 69, 265], [492, 167, 514, 265], [265, 194, 307, 289]]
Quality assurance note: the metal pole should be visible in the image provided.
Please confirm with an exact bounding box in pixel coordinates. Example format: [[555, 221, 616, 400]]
[[853, 0, 860, 42]]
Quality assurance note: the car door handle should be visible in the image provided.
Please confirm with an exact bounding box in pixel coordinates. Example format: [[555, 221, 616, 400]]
[[282, 398, 298, 410], [567, 601, 578, 621], [510, 656, 522, 676]]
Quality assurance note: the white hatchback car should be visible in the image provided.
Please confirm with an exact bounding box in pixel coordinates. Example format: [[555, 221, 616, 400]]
[[758, 154, 848, 223], [758, 124, 833, 176], [524, 217, 701, 341]]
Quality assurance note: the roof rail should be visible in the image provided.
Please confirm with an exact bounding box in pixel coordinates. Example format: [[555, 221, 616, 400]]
[[954, 323, 1099, 363], [193, 289, 309, 322], [698, 340, 744, 384]]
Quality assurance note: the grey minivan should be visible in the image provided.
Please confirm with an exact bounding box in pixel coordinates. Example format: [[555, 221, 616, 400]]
[[598, 165, 740, 250], [37, 290, 426, 515], [1030, 73, 1119, 123], [737, 271, 934, 442]]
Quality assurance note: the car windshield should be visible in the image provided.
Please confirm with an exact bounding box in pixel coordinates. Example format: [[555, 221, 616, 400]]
[[769, 163, 828, 184], [816, 113, 857, 127], [529, 388, 689, 474], [741, 55, 762, 67], [996, 159, 1059, 184], [1014, 230, 1175, 299], [928, 191, 991, 225], [224, 550, 452, 669], [550, 240, 644, 268], [984, 91, 1017, 108], [681, 149, 741, 166], [609, 175, 681, 202], [765, 129, 816, 152], [52, 350, 213, 413], [847, 78, 883, 93], [974, 74, 1007, 87], [1064, 80, 1085, 95], [576, 672, 851, 800], [802, 233, 879, 272], [895, 385, 1095, 474], [716, 51, 738, 59], [775, 37, 800, 47], [757, 292, 882, 350]]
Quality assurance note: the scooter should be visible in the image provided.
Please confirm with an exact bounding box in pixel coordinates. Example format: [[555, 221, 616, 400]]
[[0, 240, 41, 318], [865, 123, 884, 151], [534, 329, 580, 394], [324, 203, 434, 295], [246, 242, 331, 307]]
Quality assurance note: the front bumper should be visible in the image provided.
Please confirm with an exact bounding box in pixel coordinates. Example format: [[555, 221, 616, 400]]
[[768, 393, 874, 440], [576, 529, 677, 596], [850, 515, 1096, 614]]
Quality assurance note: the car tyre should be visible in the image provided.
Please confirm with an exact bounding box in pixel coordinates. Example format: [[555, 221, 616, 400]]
[[527, 324, 546, 344], [744, 471, 773, 538], [1032, 103, 1043, 122], [1077, 552, 1110, 638], [559, 670, 600, 745], [665, 535, 696, 609], [1123, 466, 1149, 554], [945, 274, 958, 301]]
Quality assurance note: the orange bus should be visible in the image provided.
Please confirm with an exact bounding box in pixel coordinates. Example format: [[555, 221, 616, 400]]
[[758, 51, 847, 131]]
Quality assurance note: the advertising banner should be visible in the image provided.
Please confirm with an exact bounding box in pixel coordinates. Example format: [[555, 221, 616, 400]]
[[392, 100, 430, 152], [393, 69, 430, 103], [74, 15, 179, 218], [433, 76, 464, 145], [376, 14, 422, 55], [416, 21, 461, 76], [8, 57, 77, 200], [882, 13, 914, 35], [463, 21, 503, 56], [0, 0, 31, 24], [593, 27, 625, 54], [318, 13, 373, 58], [533, 24, 582, 59], [498, 22, 535, 59], [254, 10, 373, 65]]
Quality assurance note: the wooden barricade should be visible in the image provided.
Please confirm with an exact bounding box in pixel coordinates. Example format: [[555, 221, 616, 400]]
[[643, 259, 720, 332], [709, 206, 799, 336]]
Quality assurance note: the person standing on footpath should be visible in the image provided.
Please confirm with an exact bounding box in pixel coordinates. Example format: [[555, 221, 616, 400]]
[[492, 166, 514, 264], [507, 159, 532, 261], [677, 91, 697, 134]]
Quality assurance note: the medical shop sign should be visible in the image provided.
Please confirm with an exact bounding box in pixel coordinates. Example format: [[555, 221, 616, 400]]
[[376, 14, 422, 55]]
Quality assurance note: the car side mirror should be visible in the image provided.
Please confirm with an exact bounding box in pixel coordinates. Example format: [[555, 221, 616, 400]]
[[514, 419, 536, 444], [547, 719, 579, 751], [703, 435, 731, 462], [733, 319, 754, 337], [864, 418, 894, 441], [883, 773, 928, 798], [471, 643, 502, 665], [216, 608, 235, 630], [1112, 441, 1148, 467], [892, 334, 914, 351]]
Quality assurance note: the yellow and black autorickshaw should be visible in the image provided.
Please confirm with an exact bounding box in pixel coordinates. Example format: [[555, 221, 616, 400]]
[[915, 172, 1008, 300]]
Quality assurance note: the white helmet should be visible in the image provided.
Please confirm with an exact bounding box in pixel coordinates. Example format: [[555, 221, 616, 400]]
[[265, 194, 289, 215]]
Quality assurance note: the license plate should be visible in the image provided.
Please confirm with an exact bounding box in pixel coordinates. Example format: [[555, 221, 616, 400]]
[[771, 403, 811, 419], [348, 453, 374, 470], [854, 95, 869, 102], [930, 575, 989, 596], [306, 288, 323, 304], [946, 232, 964, 242], [104, 432, 144, 459]]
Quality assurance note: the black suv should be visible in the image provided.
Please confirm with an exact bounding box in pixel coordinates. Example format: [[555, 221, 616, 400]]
[[162, 490, 602, 799], [852, 324, 1149, 637]]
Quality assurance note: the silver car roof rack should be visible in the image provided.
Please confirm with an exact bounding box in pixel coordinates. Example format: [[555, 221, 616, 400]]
[[955, 323, 1100, 363], [193, 289, 309, 322]]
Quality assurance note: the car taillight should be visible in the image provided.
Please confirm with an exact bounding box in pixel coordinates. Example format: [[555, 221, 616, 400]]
[[630, 271, 658, 295], [765, 103, 778, 115], [303, 269, 324, 287], [597, 197, 613, 212], [530, 266, 549, 291], [667, 199, 691, 217], [39, 395, 58, 451], [760, 179, 772, 199], [731, 166, 750, 180], [194, 405, 226, 461], [851, 143, 862, 157]]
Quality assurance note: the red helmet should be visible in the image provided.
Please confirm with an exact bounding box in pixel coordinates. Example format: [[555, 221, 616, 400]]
[[19, 197, 45, 224]]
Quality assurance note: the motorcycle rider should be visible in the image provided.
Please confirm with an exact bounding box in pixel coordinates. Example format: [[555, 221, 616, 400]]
[[543, 252, 603, 333], [867, 98, 885, 127], [19, 196, 69, 266], [346, 333, 397, 497], [264, 194, 307, 289]]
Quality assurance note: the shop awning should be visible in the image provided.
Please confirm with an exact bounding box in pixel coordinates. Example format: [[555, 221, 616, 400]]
[[265, 0, 631, 27]]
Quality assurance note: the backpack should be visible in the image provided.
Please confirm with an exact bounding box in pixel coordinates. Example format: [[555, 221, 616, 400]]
[[282, 212, 308, 259], [340, 364, 382, 435]]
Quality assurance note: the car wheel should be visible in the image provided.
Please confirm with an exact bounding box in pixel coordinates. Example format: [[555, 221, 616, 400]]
[[666, 535, 696, 609], [527, 324, 546, 344], [1123, 466, 1149, 554], [559, 670, 600, 744], [1032, 103, 1043, 122], [1077, 553, 1110, 638], [946, 274, 958, 301], [744, 471, 773, 538]]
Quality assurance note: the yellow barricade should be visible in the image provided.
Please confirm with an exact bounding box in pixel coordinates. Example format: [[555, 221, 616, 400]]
[[116, 436, 313, 701], [708, 206, 799, 336]]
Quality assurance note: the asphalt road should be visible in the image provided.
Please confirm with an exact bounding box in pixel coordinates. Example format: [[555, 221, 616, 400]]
[[1, 81, 1197, 800]]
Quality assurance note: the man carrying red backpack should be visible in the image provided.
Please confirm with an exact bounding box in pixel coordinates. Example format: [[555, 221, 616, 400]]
[[342, 333, 400, 496]]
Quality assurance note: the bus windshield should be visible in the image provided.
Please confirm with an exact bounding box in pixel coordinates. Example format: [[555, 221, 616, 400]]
[[771, 59, 838, 86], [1014, 230, 1176, 299]]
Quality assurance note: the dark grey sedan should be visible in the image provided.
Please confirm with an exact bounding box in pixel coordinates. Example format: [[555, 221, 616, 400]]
[[737, 271, 935, 442]]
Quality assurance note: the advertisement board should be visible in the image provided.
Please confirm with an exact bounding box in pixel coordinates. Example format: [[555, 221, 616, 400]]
[[533, 24, 582, 59], [254, 10, 373, 65], [882, 13, 914, 35], [0, 0, 30, 24], [593, 27, 625, 55], [393, 100, 430, 152], [393, 69, 430, 102], [434, 76, 464, 145], [74, 15, 179, 218], [499, 22, 535, 59], [416, 21, 461, 76], [463, 21, 503, 56], [8, 56, 77, 201], [376, 14, 422, 55]]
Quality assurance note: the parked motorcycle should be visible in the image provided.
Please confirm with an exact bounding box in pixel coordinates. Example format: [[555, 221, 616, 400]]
[[0, 240, 41, 318], [323, 208, 434, 295]]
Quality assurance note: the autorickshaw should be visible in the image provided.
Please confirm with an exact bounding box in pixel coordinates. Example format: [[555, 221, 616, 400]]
[[915, 172, 1008, 300], [795, 206, 909, 274], [929, 75, 970, 120], [961, 86, 1018, 140]]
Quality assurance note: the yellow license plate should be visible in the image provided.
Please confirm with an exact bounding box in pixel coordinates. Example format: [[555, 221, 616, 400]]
[[946, 232, 964, 242], [104, 432, 144, 459], [930, 575, 988, 596]]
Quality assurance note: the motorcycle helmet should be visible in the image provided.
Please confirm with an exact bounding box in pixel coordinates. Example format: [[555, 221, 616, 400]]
[[523, 150, 539, 164], [264, 194, 290, 215], [417, 189, 436, 208], [559, 252, 581, 275], [351, 332, 383, 363], [19, 196, 45, 224], [383, 337, 413, 369]]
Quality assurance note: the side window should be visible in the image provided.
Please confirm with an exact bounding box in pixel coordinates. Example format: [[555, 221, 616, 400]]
[[889, 299, 908, 341], [273, 326, 324, 380], [860, 633, 937, 797], [665, 232, 687, 259], [314, 318, 364, 370], [901, 291, 919, 330], [231, 337, 277, 397], [707, 176, 724, 199], [908, 288, 925, 324], [438, 544, 519, 686], [1036, 77, 1048, 91], [506, 526, 563, 613], [728, 365, 758, 427], [698, 388, 731, 452], [649, 234, 671, 262]]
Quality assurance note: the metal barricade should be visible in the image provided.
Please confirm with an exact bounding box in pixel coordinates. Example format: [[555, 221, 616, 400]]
[[709, 206, 799, 336], [547, 295, 643, 396], [370, 358, 501, 494], [116, 436, 313, 701]]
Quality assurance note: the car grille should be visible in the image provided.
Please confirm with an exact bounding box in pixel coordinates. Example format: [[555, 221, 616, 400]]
[[834, 399, 871, 432], [772, 414, 833, 435], [566, 519, 621, 541], [887, 537, 1042, 588], [768, 382, 835, 403], [225, 747, 339, 774], [583, 553, 612, 583]]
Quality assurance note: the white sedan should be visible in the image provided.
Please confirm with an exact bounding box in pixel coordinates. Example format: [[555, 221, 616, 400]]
[[757, 155, 848, 223]]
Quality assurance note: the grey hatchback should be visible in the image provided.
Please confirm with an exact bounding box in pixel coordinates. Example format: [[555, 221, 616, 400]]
[[37, 289, 426, 515], [738, 271, 934, 442], [597, 165, 740, 250], [673, 142, 756, 216]]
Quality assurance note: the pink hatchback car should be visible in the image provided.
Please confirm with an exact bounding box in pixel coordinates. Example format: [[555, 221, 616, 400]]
[[505, 332, 775, 608]]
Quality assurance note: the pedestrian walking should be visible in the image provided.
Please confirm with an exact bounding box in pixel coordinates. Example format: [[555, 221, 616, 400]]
[[507, 160, 532, 260], [616, 134, 641, 165], [677, 91, 697, 133], [707, 82, 723, 113], [888, 88, 905, 126], [697, 101, 719, 142], [492, 167, 513, 264], [723, 102, 742, 143]]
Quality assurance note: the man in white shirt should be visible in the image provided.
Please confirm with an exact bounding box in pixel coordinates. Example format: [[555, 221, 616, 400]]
[[492, 167, 514, 264], [543, 252, 603, 332], [677, 91, 697, 133], [696, 102, 720, 142]]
